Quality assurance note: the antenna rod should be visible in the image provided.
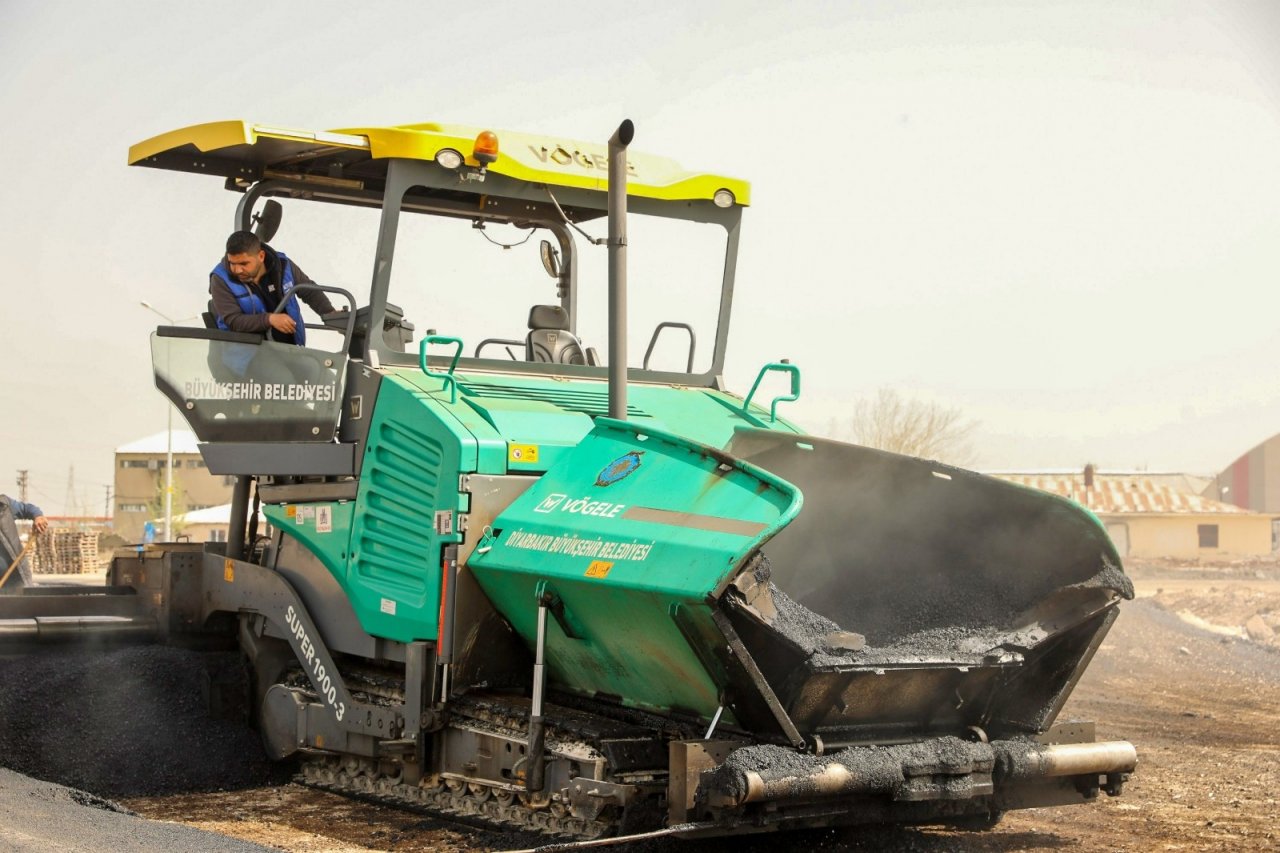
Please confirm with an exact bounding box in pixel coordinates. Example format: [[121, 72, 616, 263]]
[[607, 120, 634, 421]]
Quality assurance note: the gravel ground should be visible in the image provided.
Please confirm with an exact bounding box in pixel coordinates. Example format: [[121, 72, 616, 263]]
[[4, 571, 1275, 851], [123, 583, 1280, 852]]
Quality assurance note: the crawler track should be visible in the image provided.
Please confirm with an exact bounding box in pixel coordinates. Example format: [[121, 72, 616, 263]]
[[298, 756, 614, 839], [290, 690, 684, 840]]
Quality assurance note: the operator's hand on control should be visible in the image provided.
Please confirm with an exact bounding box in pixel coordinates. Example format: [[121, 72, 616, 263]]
[[268, 313, 297, 334], [32, 516, 48, 534]]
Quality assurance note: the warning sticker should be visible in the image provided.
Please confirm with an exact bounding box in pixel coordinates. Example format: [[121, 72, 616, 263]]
[[585, 561, 613, 578], [316, 505, 333, 534], [286, 505, 297, 517], [509, 443, 540, 464], [223, 559, 235, 582], [380, 598, 397, 615], [434, 510, 453, 535]]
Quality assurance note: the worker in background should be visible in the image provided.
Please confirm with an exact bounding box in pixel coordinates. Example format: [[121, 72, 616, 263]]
[[210, 231, 337, 384], [0, 495, 48, 594]]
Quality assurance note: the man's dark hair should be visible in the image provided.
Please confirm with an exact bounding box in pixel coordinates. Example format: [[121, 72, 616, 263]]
[[226, 231, 262, 256]]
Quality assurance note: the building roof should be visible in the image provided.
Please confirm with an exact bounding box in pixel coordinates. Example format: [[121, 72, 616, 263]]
[[992, 473, 1254, 515], [985, 470, 1214, 499], [115, 430, 201, 455]]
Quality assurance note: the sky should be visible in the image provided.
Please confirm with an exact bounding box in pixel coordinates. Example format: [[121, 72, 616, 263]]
[[3, 0, 1280, 515]]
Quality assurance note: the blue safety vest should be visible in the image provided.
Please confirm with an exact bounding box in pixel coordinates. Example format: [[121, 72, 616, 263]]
[[211, 250, 307, 346]]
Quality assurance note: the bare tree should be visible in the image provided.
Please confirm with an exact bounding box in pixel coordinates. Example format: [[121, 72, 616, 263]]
[[834, 388, 977, 465]]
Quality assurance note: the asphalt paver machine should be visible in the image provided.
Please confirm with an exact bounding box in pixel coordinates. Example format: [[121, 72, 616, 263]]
[[0, 118, 1136, 840]]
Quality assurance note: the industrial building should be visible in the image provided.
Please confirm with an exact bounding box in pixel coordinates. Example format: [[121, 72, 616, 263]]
[[113, 430, 234, 542], [990, 468, 1276, 560], [1203, 432, 1280, 514]]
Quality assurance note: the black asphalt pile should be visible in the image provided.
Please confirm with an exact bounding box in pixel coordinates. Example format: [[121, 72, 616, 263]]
[[768, 582, 1009, 666], [755, 548, 1135, 667], [0, 645, 276, 797], [769, 583, 843, 654], [754, 552, 998, 664], [745, 554, 862, 659], [1067, 557, 1135, 599]]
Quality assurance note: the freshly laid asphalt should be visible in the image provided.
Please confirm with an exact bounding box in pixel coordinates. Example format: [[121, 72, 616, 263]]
[[0, 645, 274, 797], [0, 643, 280, 850], [0, 767, 274, 853]]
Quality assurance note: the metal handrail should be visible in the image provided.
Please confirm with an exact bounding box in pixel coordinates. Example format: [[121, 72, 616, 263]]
[[742, 361, 801, 423], [642, 321, 697, 373], [419, 335, 464, 403], [475, 337, 525, 360], [270, 282, 358, 354]]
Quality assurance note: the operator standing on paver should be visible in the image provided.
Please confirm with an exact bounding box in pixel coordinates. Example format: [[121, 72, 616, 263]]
[[210, 231, 337, 384], [211, 231, 336, 344], [0, 495, 48, 594]]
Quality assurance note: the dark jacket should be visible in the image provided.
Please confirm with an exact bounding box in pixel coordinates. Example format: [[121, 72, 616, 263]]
[[209, 245, 336, 343]]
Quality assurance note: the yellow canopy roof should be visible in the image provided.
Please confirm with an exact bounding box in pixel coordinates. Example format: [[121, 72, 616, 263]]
[[128, 120, 750, 206]]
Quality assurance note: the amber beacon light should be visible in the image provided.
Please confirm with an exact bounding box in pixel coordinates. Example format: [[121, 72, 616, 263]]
[[472, 131, 499, 165]]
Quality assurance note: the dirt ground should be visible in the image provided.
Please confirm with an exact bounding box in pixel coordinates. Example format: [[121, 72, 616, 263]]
[[121, 562, 1280, 853]]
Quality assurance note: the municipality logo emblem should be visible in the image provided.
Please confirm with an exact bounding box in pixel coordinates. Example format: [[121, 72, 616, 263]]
[[595, 451, 643, 487], [534, 493, 568, 513]]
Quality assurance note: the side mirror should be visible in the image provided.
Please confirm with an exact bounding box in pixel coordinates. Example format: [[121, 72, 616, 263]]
[[540, 239, 561, 279], [252, 200, 283, 243]]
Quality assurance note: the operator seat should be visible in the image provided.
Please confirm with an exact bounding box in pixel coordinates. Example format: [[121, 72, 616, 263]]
[[526, 304, 586, 365]]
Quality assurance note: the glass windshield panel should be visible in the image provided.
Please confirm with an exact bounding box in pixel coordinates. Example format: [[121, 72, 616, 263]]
[[388, 202, 726, 374], [388, 214, 546, 361], [152, 334, 347, 443], [576, 215, 725, 374]]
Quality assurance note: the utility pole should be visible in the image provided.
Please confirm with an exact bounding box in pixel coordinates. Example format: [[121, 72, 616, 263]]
[[140, 301, 187, 541], [103, 485, 112, 519], [64, 465, 75, 519], [16, 470, 29, 502]]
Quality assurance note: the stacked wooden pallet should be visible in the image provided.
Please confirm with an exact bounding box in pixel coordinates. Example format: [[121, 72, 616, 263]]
[[31, 530, 101, 574]]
